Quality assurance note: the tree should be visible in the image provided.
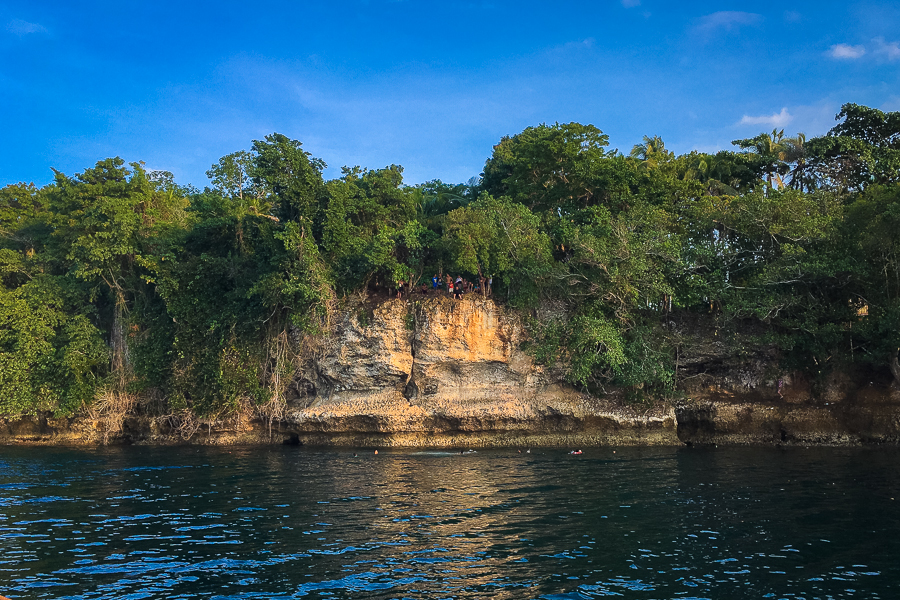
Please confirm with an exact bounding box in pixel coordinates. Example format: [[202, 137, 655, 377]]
[[320, 165, 424, 290], [732, 129, 790, 189], [830, 103, 900, 147], [251, 133, 326, 223], [780, 133, 813, 191], [442, 194, 553, 305], [804, 103, 900, 193], [206, 150, 271, 215], [0, 261, 107, 417], [413, 179, 476, 233], [48, 158, 188, 381], [481, 122, 616, 212], [841, 184, 900, 385]]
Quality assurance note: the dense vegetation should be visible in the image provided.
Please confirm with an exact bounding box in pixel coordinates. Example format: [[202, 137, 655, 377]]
[[1, 103, 899, 421]]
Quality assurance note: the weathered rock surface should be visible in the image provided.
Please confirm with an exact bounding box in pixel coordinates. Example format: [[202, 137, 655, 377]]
[[283, 297, 677, 446], [2, 296, 900, 446]]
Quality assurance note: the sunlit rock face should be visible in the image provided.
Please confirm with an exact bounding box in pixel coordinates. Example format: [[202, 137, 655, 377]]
[[310, 297, 538, 401], [410, 297, 541, 402], [280, 296, 900, 447], [287, 296, 677, 446]]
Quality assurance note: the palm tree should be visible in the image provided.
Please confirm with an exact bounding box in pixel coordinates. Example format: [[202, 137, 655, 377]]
[[684, 153, 742, 196], [732, 129, 789, 189], [414, 180, 475, 232], [780, 133, 812, 191], [630, 135, 673, 168]]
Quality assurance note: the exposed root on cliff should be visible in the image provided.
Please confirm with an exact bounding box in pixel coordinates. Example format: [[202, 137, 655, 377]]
[[159, 398, 259, 442], [89, 386, 139, 444]]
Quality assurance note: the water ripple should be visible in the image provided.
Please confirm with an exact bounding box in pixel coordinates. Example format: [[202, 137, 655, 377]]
[[0, 446, 898, 599]]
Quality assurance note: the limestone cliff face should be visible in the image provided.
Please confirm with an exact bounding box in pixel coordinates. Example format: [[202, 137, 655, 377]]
[[315, 300, 414, 394], [282, 297, 900, 447], [287, 296, 676, 446]]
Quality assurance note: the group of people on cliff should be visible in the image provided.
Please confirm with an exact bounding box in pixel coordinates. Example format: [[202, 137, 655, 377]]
[[394, 273, 492, 299]]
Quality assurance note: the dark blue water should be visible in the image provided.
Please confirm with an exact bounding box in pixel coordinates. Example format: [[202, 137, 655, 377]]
[[1, 445, 899, 599]]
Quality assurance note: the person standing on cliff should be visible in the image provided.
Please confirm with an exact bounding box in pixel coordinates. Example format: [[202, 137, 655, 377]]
[[432, 274, 439, 291], [487, 276, 492, 296]]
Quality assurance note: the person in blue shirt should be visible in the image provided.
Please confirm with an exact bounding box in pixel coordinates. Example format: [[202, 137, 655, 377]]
[[432, 274, 439, 290]]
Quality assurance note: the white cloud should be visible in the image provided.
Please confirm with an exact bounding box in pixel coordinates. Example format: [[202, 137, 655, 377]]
[[621, 0, 640, 7], [696, 11, 761, 34], [828, 43, 866, 59], [873, 37, 900, 61], [739, 107, 793, 128], [7, 18, 47, 36], [826, 39, 900, 61]]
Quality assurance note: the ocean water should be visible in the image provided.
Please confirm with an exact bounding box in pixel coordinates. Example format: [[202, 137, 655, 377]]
[[1, 444, 898, 599]]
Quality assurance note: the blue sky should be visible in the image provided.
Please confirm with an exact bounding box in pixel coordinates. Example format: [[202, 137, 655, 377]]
[[3, 1, 899, 188]]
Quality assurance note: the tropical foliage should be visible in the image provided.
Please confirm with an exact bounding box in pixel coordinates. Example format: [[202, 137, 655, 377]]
[[1, 103, 899, 418]]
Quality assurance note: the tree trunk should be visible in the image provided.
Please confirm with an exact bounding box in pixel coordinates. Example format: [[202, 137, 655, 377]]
[[890, 350, 900, 388], [110, 290, 130, 388]]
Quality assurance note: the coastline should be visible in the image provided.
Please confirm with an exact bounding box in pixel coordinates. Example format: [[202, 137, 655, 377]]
[[3, 394, 899, 447], [4, 297, 899, 448]]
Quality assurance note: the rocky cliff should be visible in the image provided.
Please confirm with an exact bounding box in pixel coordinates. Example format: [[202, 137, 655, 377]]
[[279, 296, 674, 447], [3, 296, 900, 446]]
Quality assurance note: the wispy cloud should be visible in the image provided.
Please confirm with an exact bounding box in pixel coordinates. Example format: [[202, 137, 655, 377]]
[[563, 37, 595, 50], [739, 108, 793, 128], [828, 39, 900, 61], [828, 43, 866, 59], [7, 18, 47, 36], [881, 96, 900, 112], [621, 0, 640, 7], [696, 11, 761, 34], [873, 37, 900, 61]]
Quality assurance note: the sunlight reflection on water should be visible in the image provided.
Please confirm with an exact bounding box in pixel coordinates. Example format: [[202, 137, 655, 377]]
[[0, 445, 898, 599]]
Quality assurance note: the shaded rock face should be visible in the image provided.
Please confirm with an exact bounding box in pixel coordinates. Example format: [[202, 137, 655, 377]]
[[671, 395, 900, 446], [315, 301, 414, 394]]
